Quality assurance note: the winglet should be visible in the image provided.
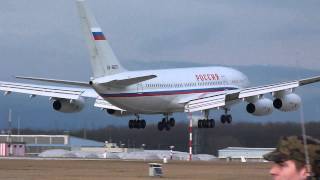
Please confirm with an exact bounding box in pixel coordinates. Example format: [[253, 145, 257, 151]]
[[299, 76, 320, 86]]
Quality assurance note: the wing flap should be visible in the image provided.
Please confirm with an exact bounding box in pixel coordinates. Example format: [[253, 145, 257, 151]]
[[239, 81, 299, 99], [0, 81, 85, 99], [185, 94, 226, 112], [0, 81, 123, 112], [15, 76, 90, 87]]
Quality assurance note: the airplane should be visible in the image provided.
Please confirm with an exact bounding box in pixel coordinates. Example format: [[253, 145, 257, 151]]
[[1, 0, 320, 131]]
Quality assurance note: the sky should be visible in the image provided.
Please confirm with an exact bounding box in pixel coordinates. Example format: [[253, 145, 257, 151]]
[[0, 0, 320, 129]]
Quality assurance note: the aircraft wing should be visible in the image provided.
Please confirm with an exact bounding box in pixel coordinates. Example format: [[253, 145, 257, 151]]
[[184, 76, 320, 112], [0, 81, 123, 111]]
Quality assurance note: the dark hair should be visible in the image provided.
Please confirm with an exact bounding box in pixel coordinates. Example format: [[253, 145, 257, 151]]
[[293, 160, 306, 171], [293, 160, 320, 179]]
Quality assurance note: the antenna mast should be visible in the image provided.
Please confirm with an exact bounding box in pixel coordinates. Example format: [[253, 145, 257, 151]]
[[8, 109, 12, 143]]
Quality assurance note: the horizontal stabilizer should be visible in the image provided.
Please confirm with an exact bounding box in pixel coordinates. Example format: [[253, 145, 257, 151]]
[[16, 76, 90, 87], [95, 75, 157, 87]]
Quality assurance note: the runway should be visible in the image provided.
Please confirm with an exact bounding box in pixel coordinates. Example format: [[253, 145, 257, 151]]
[[0, 158, 271, 180]]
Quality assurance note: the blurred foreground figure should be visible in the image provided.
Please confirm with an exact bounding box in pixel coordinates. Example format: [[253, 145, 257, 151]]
[[264, 136, 320, 180]]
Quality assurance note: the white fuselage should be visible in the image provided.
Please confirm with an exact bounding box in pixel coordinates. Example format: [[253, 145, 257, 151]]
[[93, 66, 250, 114]]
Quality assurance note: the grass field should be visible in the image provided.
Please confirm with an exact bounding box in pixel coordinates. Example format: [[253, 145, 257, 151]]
[[0, 159, 271, 180]]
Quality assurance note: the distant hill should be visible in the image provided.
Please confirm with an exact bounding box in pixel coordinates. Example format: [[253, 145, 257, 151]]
[[1, 63, 319, 130]]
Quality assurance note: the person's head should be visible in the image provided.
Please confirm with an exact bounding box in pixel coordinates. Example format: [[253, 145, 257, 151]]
[[263, 136, 320, 180]]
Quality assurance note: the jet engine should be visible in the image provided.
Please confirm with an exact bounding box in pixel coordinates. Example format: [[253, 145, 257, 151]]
[[246, 98, 273, 116], [52, 98, 84, 113], [105, 109, 133, 117], [273, 93, 301, 112]]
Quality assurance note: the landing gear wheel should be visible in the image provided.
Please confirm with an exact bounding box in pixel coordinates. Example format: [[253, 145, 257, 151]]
[[169, 118, 175, 127], [158, 122, 164, 131], [226, 115, 232, 124], [140, 120, 146, 129], [162, 118, 166, 124], [137, 120, 141, 129], [132, 120, 136, 129], [129, 120, 133, 129], [198, 120, 202, 128], [198, 119, 215, 128], [165, 124, 170, 131], [158, 115, 175, 131], [220, 115, 226, 124], [209, 119, 215, 128], [206, 120, 211, 128], [128, 114, 147, 130]]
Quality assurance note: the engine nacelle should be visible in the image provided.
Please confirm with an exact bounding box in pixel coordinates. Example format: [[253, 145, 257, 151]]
[[52, 98, 84, 113], [105, 109, 133, 117], [246, 98, 273, 116], [273, 93, 301, 112]]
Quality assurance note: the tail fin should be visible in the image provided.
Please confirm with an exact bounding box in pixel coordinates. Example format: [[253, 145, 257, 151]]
[[76, 0, 126, 78]]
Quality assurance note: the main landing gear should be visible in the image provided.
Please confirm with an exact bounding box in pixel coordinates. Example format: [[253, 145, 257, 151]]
[[220, 108, 232, 124], [158, 114, 175, 131], [128, 114, 146, 129], [197, 109, 233, 128], [198, 119, 215, 128], [198, 110, 215, 129]]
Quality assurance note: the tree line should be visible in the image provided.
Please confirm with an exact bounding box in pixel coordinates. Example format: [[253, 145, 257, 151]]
[[7, 122, 320, 155]]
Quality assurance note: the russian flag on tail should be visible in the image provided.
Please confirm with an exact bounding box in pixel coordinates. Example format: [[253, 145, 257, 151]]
[[91, 27, 106, 40]]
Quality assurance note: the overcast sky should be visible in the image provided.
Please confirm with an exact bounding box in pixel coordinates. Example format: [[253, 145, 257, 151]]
[[1, 0, 320, 129], [1, 0, 320, 81]]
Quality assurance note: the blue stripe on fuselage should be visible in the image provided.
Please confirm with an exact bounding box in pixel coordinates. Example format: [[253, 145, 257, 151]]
[[100, 87, 238, 98]]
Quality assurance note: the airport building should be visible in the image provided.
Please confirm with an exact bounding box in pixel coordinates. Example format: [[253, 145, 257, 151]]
[[0, 142, 25, 157], [0, 135, 109, 156], [218, 147, 275, 162]]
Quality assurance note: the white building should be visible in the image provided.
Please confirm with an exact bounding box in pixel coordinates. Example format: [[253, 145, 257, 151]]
[[218, 147, 275, 162], [0, 135, 105, 156]]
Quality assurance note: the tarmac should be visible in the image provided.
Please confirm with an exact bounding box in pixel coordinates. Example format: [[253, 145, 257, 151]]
[[0, 158, 271, 180]]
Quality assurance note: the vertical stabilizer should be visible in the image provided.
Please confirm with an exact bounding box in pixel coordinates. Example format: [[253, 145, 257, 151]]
[[76, 0, 126, 78]]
